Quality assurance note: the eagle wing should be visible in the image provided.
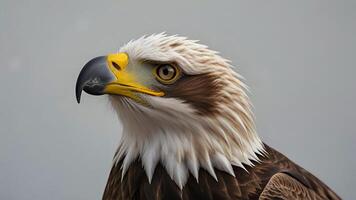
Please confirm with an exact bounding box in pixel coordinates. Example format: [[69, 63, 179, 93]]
[[259, 172, 324, 200]]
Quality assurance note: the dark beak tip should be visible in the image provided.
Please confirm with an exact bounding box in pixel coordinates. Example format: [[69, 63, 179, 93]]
[[76, 95, 81, 104], [75, 78, 83, 104], [75, 56, 114, 104]]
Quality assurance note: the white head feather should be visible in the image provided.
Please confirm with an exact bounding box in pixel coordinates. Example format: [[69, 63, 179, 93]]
[[109, 33, 264, 189]]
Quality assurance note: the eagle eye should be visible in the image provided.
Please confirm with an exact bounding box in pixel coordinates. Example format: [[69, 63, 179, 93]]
[[154, 64, 180, 84]]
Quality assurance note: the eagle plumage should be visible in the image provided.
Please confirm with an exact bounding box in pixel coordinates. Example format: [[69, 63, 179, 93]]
[[75, 33, 340, 200], [103, 145, 339, 200]]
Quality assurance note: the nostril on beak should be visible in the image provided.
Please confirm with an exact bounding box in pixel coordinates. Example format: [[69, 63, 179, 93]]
[[112, 62, 121, 70]]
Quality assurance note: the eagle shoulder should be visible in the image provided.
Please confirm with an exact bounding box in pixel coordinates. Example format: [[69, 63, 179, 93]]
[[102, 145, 340, 200]]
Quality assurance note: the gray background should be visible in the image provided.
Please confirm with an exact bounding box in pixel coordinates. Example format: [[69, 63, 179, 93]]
[[1, 0, 355, 199]]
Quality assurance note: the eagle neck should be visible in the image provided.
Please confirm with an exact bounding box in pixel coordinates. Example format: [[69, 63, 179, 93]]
[[110, 96, 264, 189]]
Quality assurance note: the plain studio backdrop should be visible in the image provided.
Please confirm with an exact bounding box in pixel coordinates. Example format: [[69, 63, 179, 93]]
[[0, 0, 355, 199]]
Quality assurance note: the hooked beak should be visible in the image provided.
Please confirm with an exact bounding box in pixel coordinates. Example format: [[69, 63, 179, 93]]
[[75, 53, 164, 103], [75, 56, 114, 103]]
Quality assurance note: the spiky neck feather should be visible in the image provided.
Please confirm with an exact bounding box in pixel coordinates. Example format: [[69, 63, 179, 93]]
[[110, 87, 264, 189], [109, 33, 265, 189]]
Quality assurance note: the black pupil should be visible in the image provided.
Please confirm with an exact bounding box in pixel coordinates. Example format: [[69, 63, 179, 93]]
[[163, 68, 169, 75], [158, 65, 176, 80]]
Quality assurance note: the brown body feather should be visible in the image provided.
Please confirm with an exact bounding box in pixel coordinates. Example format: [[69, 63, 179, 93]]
[[103, 144, 340, 200]]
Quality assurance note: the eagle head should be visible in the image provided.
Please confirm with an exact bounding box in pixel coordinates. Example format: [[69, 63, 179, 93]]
[[76, 33, 264, 189]]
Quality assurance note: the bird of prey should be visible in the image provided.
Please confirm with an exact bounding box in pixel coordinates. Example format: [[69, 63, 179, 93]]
[[75, 33, 340, 200]]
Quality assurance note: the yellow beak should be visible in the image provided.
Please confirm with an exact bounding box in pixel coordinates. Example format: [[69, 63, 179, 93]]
[[75, 53, 164, 103], [104, 53, 164, 100]]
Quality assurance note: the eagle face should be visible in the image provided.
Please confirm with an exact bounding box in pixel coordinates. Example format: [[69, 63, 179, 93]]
[[76, 34, 231, 115], [76, 33, 263, 188]]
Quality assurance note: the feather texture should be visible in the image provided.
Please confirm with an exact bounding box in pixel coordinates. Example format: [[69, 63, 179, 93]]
[[99, 34, 340, 199], [109, 34, 264, 187], [103, 145, 340, 200]]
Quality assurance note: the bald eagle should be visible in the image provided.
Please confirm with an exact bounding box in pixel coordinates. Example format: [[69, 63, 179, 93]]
[[75, 34, 340, 200]]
